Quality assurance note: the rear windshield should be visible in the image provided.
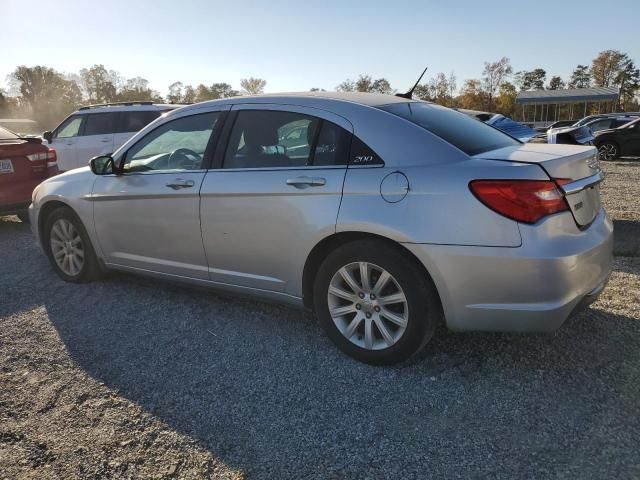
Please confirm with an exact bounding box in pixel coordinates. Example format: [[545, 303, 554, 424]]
[[0, 126, 19, 141], [379, 102, 520, 156]]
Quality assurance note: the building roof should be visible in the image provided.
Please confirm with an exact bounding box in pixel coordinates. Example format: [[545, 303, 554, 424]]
[[516, 87, 620, 104]]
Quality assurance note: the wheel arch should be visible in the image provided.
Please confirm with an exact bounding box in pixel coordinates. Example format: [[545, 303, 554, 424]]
[[38, 200, 73, 250], [301, 231, 443, 312]]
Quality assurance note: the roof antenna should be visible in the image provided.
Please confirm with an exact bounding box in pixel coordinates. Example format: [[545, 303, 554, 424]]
[[396, 67, 428, 99]]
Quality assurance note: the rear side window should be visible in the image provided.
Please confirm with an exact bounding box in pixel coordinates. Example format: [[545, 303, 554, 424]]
[[223, 110, 350, 169], [379, 102, 520, 156], [118, 111, 163, 133], [84, 113, 117, 136]]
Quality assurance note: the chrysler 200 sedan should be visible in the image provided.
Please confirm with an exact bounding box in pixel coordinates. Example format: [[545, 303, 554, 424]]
[[29, 92, 613, 365]]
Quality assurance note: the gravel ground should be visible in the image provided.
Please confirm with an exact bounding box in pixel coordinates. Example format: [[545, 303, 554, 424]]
[[1, 160, 639, 479]]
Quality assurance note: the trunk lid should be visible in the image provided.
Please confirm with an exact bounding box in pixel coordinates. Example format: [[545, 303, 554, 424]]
[[474, 144, 602, 227]]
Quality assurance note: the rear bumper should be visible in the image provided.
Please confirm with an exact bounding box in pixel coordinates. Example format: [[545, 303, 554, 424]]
[[404, 209, 614, 332]]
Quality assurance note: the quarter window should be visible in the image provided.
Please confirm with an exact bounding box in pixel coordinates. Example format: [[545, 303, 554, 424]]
[[56, 116, 84, 138], [84, 113, 117, 136], [223, 110, 350, 169], [122, 112, 220, 173]]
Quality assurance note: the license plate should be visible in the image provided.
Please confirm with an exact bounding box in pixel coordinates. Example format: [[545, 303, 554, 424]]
[[0, 159, 14, 174]]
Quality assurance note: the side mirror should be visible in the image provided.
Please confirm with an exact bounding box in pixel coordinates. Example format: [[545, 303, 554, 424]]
[[90, 155, 115, 175], [43, 131, 53, 143]]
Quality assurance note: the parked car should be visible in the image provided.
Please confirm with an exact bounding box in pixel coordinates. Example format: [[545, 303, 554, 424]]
[[594, 117, 640, 160], [457, 109, 538, 141], [544, 120, 578, 130], [43, 102, 179, 171], [0, 126, 57, 222], [29, 93, 612, 365], [583, 116, 636, 133], [573, 112, 640, 127]]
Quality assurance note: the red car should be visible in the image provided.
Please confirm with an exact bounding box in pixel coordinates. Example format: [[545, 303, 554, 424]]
[[0, 126, 58, 222]]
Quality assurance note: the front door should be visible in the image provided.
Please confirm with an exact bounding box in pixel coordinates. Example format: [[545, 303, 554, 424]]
[[199, 105, 352, 296], [624, 121, 640, 155], [92, 109, 227, 279], [49, 114, 84, 171]]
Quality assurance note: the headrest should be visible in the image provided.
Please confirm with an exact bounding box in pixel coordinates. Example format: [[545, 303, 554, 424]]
[[244, 126, 278, 146]]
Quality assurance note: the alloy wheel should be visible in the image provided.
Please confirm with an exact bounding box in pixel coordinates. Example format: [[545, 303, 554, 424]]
[[327, 262, 409, 350], [598, 143, 617, 161], [50, 218, 85, 276]]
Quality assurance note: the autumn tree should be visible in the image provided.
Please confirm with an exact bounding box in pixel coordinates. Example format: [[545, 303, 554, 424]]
[[591, 50, 640, 109], [481, 57, 512, 110], [458, 79, 486, 110], [240, 77, 266, 95], [568, 65, 591, 88], [495, 81, 517, 116]]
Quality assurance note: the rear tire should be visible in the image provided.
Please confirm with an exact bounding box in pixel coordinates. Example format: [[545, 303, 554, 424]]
[[597, 141, 619, 161], [16, 211, 30, 224], [44, 207, 101, 283], [313, 240, 442, 365]]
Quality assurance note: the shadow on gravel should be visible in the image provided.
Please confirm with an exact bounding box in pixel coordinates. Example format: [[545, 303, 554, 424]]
[[3, 217, 640, 477], [613, 219, 640, 257], [40, 272, 640, 478]]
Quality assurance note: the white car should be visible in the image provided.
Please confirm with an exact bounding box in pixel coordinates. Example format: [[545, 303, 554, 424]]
[[43, 102, 178, 171]]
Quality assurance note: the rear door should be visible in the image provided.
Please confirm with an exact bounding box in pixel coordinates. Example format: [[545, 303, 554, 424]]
[[199, 105, 352, 295], [75, 112, 116, 167], [622, 121, 640, 155], [49, 114, 85, 171], [114, 110, 165, 151]]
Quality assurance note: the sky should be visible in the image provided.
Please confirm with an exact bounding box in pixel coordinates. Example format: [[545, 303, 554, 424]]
[[3, 0, 640, 95]]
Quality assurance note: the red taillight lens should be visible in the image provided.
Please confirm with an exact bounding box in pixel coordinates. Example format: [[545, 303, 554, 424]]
[[46, 148, 57, 169], [469, 180, 569, 224]]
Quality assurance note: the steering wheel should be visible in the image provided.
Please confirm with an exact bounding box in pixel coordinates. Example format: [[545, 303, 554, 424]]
[[167, 148, 201, 169]]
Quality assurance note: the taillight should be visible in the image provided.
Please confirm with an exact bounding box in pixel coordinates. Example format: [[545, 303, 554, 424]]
[[46, 148, 57, 168], [469, 179, 569, 224], [26, 149, 57, 168]]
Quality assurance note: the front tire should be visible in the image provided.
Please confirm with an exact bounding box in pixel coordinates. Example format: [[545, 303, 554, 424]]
[[44, 207, 101, 283], [313, 240, 442, 365], [597, 141, 619, 161]]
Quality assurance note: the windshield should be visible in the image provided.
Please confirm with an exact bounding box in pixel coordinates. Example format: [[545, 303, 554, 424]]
[[379, 102, 520, 156]]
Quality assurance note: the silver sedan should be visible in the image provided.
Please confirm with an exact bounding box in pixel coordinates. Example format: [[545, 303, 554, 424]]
[[29, 92, 613, 365]]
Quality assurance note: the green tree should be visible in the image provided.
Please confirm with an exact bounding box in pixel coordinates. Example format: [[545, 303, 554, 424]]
[[167, 81, 184, 103], [568, 65, 591, 88], [79, 64, 117, 103], [240, 77, 266, 95], [481, 57, 512, 110], [210, 82, 239, 98], [336, 75, 392, 94], [548, 75, 565, 90], [182, 85, 196, 103], [514, 68, 546, 90], [9, 65, 82, 128], [591, 50, 640, 109], [117, 77, 163, 102]]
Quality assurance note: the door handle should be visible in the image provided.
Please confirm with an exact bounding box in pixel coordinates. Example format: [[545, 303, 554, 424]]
[[286, 176, 326, 188], [166, 179, 195, 190], [65, 142, 74, 146], [100, 138, 111, 143]]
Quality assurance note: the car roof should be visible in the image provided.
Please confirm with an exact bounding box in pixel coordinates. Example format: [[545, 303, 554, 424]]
[[76, 103, 181, 114], [181, 92, 414, 112]]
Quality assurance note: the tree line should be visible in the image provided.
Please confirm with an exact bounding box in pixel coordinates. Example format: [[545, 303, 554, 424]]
[[1, 49, 637, 129]]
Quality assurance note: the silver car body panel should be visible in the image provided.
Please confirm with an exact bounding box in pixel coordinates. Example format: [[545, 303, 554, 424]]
[[29, 92, 614, 332]]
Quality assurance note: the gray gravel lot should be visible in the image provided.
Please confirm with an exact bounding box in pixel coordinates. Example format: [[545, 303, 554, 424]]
[[1, 160, 639, 479]]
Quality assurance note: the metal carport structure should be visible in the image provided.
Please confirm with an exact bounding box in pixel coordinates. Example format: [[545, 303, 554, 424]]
[[515, 87, 620, 127]]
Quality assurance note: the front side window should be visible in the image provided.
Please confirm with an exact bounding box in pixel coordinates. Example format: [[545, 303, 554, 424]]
[[84, 113, 117, 136], [122, 112, 219, 173], [589, 119, 613, 132], [224, 110, 350, 169], [379, 102, 520, 156], [56, 116, 84, 138]]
